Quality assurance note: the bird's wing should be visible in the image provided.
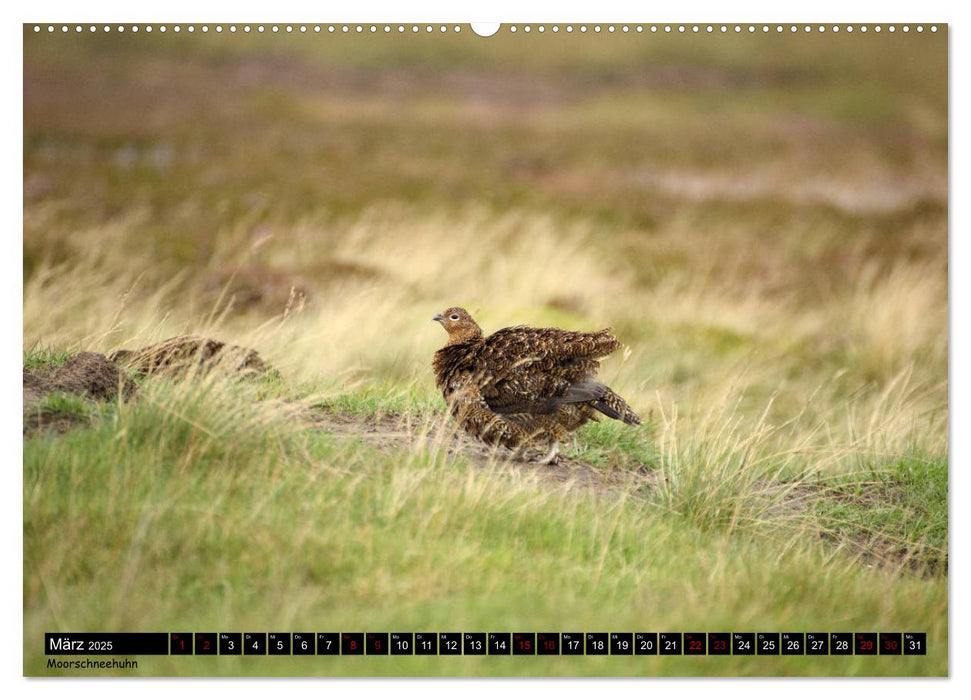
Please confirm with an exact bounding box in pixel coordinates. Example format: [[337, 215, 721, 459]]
[[481, 369, 571, 415], [478, 327, 622, 415], [486, 326, 621, 365]]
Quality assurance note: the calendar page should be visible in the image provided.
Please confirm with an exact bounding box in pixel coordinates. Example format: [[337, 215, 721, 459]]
[[23, 19, 947, 678]]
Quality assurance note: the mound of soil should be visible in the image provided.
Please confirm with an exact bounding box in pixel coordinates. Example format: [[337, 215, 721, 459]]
[[25, 338, 271, 438], [23, 352, 137, 437], [109, 336, 269, 378], [23, 368, 53, 406], [25, 352, 137, 403]]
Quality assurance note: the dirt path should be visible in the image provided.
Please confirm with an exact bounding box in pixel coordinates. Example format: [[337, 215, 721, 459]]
[[307, 408, 661, 499]]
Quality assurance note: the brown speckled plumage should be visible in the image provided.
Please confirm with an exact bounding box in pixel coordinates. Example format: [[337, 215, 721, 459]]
[[432, 307, 641, 456]]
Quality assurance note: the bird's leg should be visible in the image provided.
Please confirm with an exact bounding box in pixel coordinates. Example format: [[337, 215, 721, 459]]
[[537, 440, 560, 466]]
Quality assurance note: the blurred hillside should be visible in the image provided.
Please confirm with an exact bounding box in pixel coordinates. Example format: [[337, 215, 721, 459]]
[[23, 26, 947, 437]]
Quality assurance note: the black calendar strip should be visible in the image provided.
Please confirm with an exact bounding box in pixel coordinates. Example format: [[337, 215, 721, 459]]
[[46, 632, 927, 656]]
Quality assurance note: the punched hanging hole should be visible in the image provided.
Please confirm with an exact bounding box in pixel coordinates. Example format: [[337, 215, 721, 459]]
[[471, 23, 500, 37]]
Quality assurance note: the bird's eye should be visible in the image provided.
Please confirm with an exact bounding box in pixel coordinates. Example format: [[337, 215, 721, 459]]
[[449, 314, 460, 321]]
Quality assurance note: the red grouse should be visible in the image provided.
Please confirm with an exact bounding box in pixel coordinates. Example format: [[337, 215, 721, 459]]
[[432, 307, 640, 463]]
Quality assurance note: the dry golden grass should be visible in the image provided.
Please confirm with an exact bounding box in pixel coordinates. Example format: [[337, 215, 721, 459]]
[[24, 200, 946, 463]]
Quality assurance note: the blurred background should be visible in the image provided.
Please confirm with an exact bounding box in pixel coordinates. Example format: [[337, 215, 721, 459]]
[[23, 25, 947, 445]]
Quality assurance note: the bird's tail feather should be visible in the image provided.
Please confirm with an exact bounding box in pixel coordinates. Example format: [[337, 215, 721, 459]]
[[557, 381, 642, 426], [591, 390, 642, 426]]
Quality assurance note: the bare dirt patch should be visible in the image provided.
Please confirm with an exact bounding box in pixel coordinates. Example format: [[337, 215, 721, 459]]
[[307, 407, 660, 499]]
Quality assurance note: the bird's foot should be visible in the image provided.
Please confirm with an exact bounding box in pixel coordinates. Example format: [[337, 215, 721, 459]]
[[536, 441, 560, 466], [510, 442, 559, 465]]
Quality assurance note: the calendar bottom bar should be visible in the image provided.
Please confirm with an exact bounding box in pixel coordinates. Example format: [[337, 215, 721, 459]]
[[44, 632, 927, 656]]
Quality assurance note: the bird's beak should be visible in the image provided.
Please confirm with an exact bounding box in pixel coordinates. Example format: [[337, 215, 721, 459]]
[[432, 314, 443, 322]]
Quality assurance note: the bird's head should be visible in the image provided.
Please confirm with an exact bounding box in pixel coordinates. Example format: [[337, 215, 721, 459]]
[[433, 307, 483, 344]]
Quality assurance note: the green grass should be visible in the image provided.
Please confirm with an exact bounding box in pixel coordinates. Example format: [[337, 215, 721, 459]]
[[23, 391, 98, 436], [570, 419, 660, 470], [312, 381, 444, 417], [31, 391, 91, 418], [814, 455, 948, 576], [23, 346, 73, 372], [23, 375, 947, 676]]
